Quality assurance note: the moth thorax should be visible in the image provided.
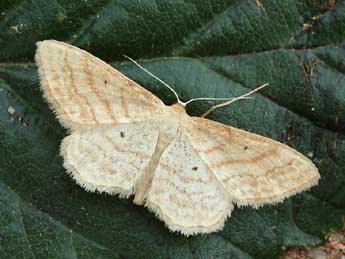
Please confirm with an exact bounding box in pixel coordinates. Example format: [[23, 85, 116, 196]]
[[170, 102, 186, 114]]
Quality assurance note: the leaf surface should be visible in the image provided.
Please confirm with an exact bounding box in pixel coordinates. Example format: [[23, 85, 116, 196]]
[[0, 1, 344, 258]]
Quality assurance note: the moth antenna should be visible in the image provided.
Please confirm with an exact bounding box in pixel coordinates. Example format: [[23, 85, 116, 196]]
[[201, 83, 269, 118], [123, 55, 183, 105], [184, 96, 251, 106]]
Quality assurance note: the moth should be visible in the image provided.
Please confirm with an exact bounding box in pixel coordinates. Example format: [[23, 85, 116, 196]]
[[35, 40, 320, 235]]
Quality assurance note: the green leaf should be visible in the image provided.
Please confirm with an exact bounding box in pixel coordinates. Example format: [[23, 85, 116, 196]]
[[0, 0, 344, 258]]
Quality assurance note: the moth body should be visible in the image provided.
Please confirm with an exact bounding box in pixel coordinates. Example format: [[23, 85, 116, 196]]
[[35, 40, 320, 236]]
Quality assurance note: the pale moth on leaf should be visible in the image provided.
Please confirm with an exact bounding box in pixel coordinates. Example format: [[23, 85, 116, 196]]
[[35, 40, 320, 235]]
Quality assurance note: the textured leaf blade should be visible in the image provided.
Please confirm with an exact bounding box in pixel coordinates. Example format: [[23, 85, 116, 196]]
[[0, 1, 344, 258]]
